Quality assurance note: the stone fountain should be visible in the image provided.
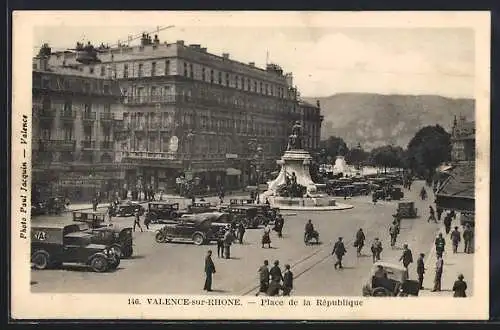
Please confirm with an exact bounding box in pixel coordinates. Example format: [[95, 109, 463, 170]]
[[260, 121, 353, 211]]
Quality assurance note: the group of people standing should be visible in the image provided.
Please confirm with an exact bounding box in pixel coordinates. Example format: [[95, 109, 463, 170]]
[[256, 260, 294, 296]]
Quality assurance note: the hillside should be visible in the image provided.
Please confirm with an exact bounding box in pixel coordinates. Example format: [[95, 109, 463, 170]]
[[303, 93, 475, 150]]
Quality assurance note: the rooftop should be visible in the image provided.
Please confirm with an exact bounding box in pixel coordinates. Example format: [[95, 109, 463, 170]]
[[436, 163, 475, 200]]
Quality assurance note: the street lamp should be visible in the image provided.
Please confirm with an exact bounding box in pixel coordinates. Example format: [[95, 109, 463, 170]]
[[254, 145, 264, 203]]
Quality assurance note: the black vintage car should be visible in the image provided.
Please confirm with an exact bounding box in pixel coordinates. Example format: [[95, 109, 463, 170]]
[[73, 211, 134, 258], [31, 223, 119, 272], [218, 205, 264, 229], [155, 215, 227, 245], [146, 202, 183, 223], [46, 196, 70, 215], [31, 199, 48, 216], [186, 202, 218, 214], [109, 201, 145, 217]]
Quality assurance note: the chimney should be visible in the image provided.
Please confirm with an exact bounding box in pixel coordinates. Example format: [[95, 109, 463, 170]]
[[176, 40, 185, 46], [190, 44, 201, 49], [222, 53, 230, 59], [249, 62, 255, 67], [200, 47, 207, 52]]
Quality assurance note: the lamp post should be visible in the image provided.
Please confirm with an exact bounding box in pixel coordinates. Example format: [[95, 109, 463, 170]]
[[255, 145, 264, 203]]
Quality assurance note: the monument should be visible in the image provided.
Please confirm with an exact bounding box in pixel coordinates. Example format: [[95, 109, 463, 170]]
[[333, 144, 348, 175], [261, 121, 353, 211]]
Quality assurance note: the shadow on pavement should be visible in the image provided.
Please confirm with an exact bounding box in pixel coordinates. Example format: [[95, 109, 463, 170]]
[[126, 255, 146, 260]]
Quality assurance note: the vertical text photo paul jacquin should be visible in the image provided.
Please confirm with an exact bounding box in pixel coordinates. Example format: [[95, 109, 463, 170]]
[[29, 24, 475, 298]]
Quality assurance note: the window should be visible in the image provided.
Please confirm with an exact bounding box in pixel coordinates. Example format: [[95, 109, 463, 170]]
[[189, 64, 194, 78], [151, 86, 157, 101], [225, 73, 229, 86], [42, 97, 51, 110], [202, 68, 206, 81], [184, 62, 188, 77], [151, 62, 157, 76], [123, 64, 129, 78], [84, 103, 92, 114], [104, 104, 111, 112], [265, 84, 269, 95], [64, 101, 72, 113], [89, 67, 94, 74], [218, 72, 222, 84], [100, 66, 106, 76], [236, 75, 239, 89], [103, 84, 110, 94], [260, 82, 263, 94], [210, 70, 214, 83], [41, 127, 50, 140], [253, 81, 257, 92], [138, 63, 144, 78], [33, 63, 37, 70], [165, 60, 170, 75], [245, 78, 249, 91], [63, 125, 73, 141]]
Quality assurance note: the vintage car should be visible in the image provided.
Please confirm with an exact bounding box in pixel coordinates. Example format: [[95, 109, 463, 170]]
[[154, 215, 227, 245], [229, 198, 255, 205], [352, 182, 370, 196], [31, 199, 48, 216], [390, 187, 404, 200], [218, 204, 265, 229], [362, 262, 420, 297], [109, 201, 145, 217], [31, 223, 119, 272], [46, 196, 69, 215], [146, 202, 182, 223], [396, 202, 418, 219], [73, 211, 134, 258], [186, 202, 218, 214]]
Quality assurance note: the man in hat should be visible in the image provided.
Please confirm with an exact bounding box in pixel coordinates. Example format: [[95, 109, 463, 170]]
[[354, 228, 366, 257], [371, 238, 383, 263], [268, 260, 283, 296], [282, 264, 294, 296], [452, 274, 467, 297], [450, 226, 461, 254], [236, 222, 246, 244], [463, 224, 474, 254], [332, 237, 347, 270], [399, 244, 413, 269], [416, 253, 426, 289], [435, 233, 446, 258], [432, 255, 444, 292], [437, 207, 443, 222], [216, 229, 225, 258], [223, 226, 234, 259], [428, 205, 437, 223], [389, 221, 399, 248], [204, 250, 216, 292], [443, 212, 453, 234], [133, 210, 143, 232], [256, 260, 270, 296]]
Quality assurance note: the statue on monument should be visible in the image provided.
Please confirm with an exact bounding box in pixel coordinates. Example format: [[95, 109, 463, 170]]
[[287, 120, 303, 150], [337, 143, 346, 156]]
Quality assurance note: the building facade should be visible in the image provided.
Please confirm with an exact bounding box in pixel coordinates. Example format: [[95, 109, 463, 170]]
[[44, 36, 323, 192], [298, 100, 323, 151], [32, 54, 124, 201]]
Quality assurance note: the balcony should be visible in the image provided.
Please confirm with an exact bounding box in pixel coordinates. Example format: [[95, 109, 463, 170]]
[[100, 113, 115, 121], [37, 109, 57, 120], [38, 139, 76, 152], [60, 110, 76, 121], [122, 151, 178, 160], [81, 140, 97, 149], [126, 95, 178, 105], [82, 112, 97, 121], [100, 141, 114, 150]]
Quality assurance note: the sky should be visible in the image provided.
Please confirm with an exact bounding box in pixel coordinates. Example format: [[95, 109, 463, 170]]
[[31, 12, 476, 98]]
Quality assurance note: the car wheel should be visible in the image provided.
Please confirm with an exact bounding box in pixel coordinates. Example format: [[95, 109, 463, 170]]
[[90, 256, 109, 273], [122, 246, 133, 258], [110, 256, 120, 269], [155, 232, 166, 243], [111, 245, 122, 258], [171, 212, 178, 219], [192, 233, 205, 246], [32, 251, 49, 270], [372, 288, 390, 297]]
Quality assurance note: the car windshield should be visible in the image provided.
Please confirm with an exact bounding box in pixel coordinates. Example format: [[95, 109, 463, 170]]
[[372, 267, 405, 281]]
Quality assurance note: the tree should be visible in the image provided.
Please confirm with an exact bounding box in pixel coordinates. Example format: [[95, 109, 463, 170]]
[[345, 143, 369, 169], [406, 125, 451, 178], [369, 145, 405, 172], [318, 136, 349, 159]]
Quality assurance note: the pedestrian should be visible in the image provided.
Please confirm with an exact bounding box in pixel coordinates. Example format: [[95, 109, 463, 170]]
[[332, 237, 347, 270], [452, 274, 468, 297], [437, 207, 443, 221], [444, 213, 453, 234], [420, 187, 427, 200], [144, 212, 151, 230], [354, 228, 365, 257], [256, 260, 270, 296], [450, 226, 461, 254], [372, 193, 378, 205], [268, 260, 283, 296], [217, 232, 225, 258], [371, 238, 383, 263], [416, 253, 426, 289], [133, 211, 143, 232], [389, 221, 399, 248], [428, 206, 437, 223], [276, 215, 284, 238], [92, 197, 98, 212], [223, 227, 234, 259], [399, 244, 413, 269], [237, 222, 246, 244], [435, 233, 446, 258], [282, 264, 293, 296], [262, 225, 272, 248], [463, 224, 473, 254], [265, 198, 270, 205], [432, 255, 444, 292], [204, 250, 216, 292]]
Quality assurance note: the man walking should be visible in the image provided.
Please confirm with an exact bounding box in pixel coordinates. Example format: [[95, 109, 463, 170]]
[[463, 224, 474, 254], [268, 260, 283, 296], [332, 237, 347, 270], [389, 221, 399, 248], [217, 231, 225, 258], [371, 238, 383, 263], [428, 205, 437, 223], [133, 210, 143, 232], [399, 244, 414, 269], [450, 226, 461, 254], [274, 214, 284, 238], [256, 260, 270, 296], [437, 207, 443, 221], [444, 213, 453, 234], [223, 227, 234, 259], [282, 264, 294, 296], [416, 253, 426, 289], [237, 222, 246, 244], [354, 228, 365, 257], [453, 274, 468, 297], [435, 233, 446, 258], [204, 250, 216, 292], [432, 255, 444, 292]]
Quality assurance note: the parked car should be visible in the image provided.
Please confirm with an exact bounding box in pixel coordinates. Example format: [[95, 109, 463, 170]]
[[352, 182, 370, 196], [146, 202, 182, 223], [109, 201, 145, 217], [390, 187, 404, 200], [228, 198, 255, 205], [31, 199, 48, 216], [154, 214, 227, 245], [396, 202, 418, 219], [31, 223, 119, 272], [46, 196, 69, 215], [187, 202, 218, 214], [362, 262, 420, 297], [73, 211, 134, 258], [218, 205, 264, 228]]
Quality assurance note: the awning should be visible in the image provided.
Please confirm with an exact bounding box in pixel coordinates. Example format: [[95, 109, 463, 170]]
[[435, 163, 475, 212], [226, 168, 242, 176]]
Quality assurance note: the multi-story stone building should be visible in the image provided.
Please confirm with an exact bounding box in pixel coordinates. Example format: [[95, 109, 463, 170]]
[[298, 100, 323, 151], [44, 35, 323, 192], [32, 48, 124, 201]]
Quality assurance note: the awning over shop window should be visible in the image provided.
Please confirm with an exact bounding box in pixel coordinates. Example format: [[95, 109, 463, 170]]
[[226, 168, 242, 176]]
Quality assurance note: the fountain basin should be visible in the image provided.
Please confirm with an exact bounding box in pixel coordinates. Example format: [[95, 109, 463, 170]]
[[271, 196, 353, 211]]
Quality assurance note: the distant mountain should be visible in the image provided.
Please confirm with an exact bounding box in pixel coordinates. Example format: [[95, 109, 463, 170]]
[[303, 93, 475, 150]]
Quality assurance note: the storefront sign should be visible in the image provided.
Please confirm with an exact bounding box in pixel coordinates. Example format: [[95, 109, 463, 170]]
[[225, 153, 238, 159]]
